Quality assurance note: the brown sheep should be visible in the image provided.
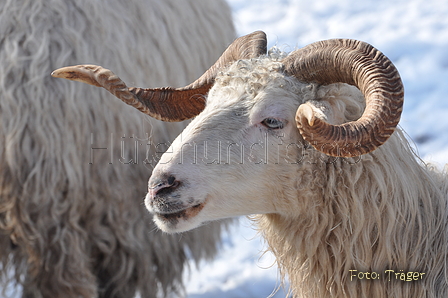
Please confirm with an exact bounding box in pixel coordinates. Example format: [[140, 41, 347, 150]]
[[0, 0, 235, 297]]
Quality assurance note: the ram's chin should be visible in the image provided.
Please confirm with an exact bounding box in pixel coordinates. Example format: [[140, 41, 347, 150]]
[[152, 202, 206, 233], [153, 215, 203, 233]]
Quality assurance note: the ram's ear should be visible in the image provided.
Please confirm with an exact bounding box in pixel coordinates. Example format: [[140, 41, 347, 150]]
[[303, 83, 366, 126]]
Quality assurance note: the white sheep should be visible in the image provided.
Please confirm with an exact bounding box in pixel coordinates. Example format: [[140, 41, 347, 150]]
[[53, 31, 448, 297], [0, 0, 235, 297]]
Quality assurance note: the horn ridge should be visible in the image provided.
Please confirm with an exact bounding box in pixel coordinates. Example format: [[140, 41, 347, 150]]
[[180, 30, 267, 91], [52, 31, 267, 122], [284, 39, 404, 157]]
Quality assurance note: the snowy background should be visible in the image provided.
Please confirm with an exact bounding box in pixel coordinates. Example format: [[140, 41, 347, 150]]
[[3, 0, 448, 297]]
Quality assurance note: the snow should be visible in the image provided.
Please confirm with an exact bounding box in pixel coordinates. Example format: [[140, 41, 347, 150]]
[[185, 219, 288, 298], [3, 0, 448, 297]]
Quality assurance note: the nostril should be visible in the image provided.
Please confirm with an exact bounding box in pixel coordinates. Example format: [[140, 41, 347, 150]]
[[157, 180, 180, 197], [148, 175, 180, 197]]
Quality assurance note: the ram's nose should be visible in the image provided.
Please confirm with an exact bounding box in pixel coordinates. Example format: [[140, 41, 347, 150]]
[[147, 175, 180, 199]]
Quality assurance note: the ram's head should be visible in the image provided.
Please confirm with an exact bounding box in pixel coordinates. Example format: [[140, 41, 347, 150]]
[[53, 31, 403, 232]]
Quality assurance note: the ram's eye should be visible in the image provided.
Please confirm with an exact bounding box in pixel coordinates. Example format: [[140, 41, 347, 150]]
[[261, 118, 284, 129]]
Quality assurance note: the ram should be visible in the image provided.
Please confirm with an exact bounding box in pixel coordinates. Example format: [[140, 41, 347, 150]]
[[0, 0, 235, 297], [53, 31, 448, 297]]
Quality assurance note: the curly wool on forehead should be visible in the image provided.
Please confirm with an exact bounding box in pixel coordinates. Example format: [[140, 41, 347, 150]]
[[208, 54, 309, 107]]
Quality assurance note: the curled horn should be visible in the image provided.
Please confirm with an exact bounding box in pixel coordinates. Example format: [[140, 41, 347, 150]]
[[51, 31, 267, 121], [283, 39, 404, 157]]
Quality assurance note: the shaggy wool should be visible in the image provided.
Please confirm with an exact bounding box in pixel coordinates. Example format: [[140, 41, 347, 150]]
[[0, 0, 235, 297]]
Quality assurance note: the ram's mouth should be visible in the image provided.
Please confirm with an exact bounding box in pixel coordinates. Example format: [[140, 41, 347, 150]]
[[154, 202, 206, 223]]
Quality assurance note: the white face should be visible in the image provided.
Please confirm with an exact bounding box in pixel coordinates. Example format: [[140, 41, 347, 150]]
[[145, 81, 307, 233]]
